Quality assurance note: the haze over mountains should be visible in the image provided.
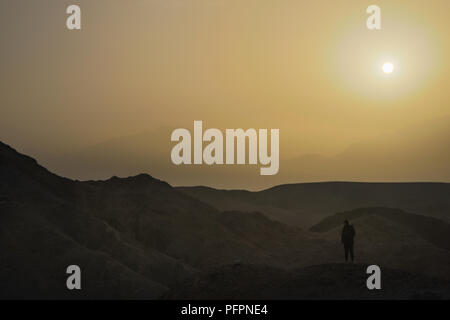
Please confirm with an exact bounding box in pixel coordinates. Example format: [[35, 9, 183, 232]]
[[1, 0, 449, 300], [39, 116, 450, 190], [1, 140, 450, 299]]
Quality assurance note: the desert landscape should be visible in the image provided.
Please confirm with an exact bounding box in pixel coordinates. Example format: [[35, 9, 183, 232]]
[[1, 141, 449, 299]]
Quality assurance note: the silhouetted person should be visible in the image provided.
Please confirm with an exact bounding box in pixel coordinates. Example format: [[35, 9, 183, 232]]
[[341, 220, 355, 262]]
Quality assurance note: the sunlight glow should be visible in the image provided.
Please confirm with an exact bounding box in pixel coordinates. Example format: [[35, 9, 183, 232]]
[[383, 62, 394, 73]]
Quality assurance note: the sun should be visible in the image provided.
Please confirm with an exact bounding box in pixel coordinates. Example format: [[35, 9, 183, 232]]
[[382, 62, 394, 74]]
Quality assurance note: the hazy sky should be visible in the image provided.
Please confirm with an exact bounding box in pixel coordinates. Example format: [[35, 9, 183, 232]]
[[0, 0, 449, 188]]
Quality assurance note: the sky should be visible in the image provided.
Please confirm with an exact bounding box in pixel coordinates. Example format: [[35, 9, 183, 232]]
[[0, 0, 449, 189]]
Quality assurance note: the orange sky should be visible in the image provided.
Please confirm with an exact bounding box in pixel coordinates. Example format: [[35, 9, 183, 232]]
[[0, 0, 449, 189]]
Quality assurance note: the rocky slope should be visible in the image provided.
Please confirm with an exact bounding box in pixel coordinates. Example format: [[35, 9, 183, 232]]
[[0, 141, 327, 298]]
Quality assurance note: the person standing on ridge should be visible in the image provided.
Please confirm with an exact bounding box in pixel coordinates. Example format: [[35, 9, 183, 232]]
[[341, 220, 356, 262]]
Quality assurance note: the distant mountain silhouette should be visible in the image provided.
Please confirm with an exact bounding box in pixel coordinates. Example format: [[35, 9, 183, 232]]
[[2, 140, 450, 299], [40, 116, 450, 190], [283, 116, 450, 183], [178, 182, 450, 228]]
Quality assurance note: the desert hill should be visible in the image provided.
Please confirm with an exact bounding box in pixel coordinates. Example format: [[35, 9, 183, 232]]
[[0, 141, 328, 298], [178, 182, 450, 228], [310, 207, 450, 279]]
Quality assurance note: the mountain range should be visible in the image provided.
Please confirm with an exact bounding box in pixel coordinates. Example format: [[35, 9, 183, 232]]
[[1, 140, 449, 299], [39, 116, 450, 190], [178, 182, 450, 228]]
